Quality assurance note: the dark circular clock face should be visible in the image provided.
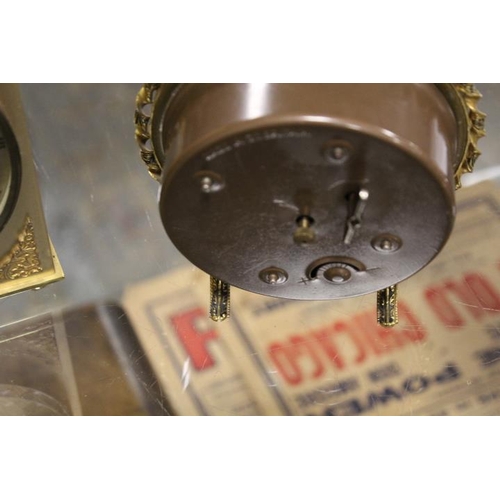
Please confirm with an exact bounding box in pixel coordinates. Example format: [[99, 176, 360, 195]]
[[0, 114, 21, 231]]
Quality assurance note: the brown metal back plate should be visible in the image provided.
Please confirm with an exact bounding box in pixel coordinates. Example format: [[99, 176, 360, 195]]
[[160, 123, 455, 300]]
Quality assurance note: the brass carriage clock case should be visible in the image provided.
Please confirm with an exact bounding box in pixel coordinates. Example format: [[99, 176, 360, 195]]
[[0, 84, 63, 297]]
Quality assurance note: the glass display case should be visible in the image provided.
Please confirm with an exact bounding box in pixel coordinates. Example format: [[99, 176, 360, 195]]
[[1, 83, 499, 415]]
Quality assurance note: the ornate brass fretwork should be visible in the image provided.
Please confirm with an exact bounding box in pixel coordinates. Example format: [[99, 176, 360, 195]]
[[210, 276, 230, 322], [452, 84, 486, 189], [0, 216, 42, 281], [134, 83, 162, 181], [377, 285, 398, 327]]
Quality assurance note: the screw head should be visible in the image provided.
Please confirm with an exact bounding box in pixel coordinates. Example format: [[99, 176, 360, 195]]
[[323, 140, 352, 165], [194, 171, 224, 193], [372, 234, 402, 253], [259, 267, 288, 285], [200, 176, 213, 193], [323, 266, 352, 284]]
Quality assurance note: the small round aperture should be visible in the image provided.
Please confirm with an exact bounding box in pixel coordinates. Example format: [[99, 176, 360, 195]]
[[0, 114, 21, 231]]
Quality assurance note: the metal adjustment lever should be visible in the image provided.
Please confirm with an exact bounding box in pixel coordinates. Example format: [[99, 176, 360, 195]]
[[344, 188, 369, 245]]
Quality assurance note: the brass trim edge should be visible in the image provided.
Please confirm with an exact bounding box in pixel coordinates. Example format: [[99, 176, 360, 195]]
[[135, 83, 486, 190], [437, 83, 486, 189], [134, 83, 162, 181]]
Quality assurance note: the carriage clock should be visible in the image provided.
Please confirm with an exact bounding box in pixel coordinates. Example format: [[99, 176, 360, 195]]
[[135, 84, 485, 327], [0, 84, 63, 298]]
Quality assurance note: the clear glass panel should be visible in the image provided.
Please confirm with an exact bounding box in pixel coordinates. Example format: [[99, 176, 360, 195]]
[[0, 115, 19, 231], [0, 83, 499, 415]]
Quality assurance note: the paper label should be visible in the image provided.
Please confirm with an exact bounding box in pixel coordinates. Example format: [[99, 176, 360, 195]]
[[124, 181, 500, 415]]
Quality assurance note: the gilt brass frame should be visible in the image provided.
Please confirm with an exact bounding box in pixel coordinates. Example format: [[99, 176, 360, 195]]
[[0, 84, 63, 298]]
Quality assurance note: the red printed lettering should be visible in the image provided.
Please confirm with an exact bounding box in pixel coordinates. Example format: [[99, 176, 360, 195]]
[[290, 335, 324, 379], [268, 342, 303, 385], [464, 273, 500, 311], [313, 328, 346, 369], [425, 273, 500, 327], [268, 301, 426, 386], [170, 308, 218, 371], [425, 286, 464, 327]]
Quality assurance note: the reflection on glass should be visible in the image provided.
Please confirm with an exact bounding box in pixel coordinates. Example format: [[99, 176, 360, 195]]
[[0, 115, 19, 231]]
